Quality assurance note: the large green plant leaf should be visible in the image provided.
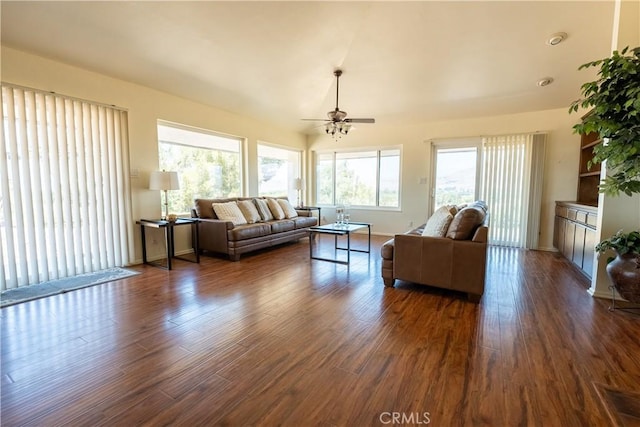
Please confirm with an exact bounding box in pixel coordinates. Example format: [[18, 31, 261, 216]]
[[570, 47, 640, 196]]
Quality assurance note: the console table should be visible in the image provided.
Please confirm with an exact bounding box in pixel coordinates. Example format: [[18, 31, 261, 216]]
[[137, 218, 200, 270]]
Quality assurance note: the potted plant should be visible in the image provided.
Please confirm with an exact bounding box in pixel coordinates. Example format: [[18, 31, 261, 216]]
[[595, 230, 640, 303], [569, 46, 640, 197]]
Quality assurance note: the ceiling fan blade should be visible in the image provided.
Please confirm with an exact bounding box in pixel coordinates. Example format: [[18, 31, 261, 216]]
[[301, 118, 330, 121], [344, 118, 375, 124]]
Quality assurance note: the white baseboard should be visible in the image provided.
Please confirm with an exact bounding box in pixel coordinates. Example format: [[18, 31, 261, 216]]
[[133, 248, 195, 266], [588, 288, 612, 300]]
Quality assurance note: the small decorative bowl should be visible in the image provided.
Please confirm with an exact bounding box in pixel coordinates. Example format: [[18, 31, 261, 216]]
[[167, 214, 178, 222]]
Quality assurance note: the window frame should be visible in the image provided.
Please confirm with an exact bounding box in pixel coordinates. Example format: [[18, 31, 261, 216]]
[[256, 141, 302, 202], [429, 138, 482, 216], [157, 120, 244, 215], [313, 146, 402, 210]]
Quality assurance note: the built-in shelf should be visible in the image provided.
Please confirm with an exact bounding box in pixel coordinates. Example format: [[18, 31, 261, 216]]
[[577, 129, 601, 206], [582, 139, 602, 149], [554, 116, 600, 277]]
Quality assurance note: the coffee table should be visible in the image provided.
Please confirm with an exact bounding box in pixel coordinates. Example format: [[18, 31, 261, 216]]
[[308, 222, 371, 265]]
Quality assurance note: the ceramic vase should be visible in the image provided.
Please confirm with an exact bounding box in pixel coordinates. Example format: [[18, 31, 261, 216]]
[[606, 252, 640, 303]]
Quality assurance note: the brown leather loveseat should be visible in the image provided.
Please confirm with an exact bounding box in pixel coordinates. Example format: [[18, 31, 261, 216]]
[[381, 201, 489, 302]]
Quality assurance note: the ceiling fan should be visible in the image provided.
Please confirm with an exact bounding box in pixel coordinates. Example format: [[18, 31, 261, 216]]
[[303, 69, 375, 137]]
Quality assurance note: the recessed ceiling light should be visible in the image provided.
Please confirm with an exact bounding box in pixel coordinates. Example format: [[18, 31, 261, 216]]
[[537, 77, 554, 87], [546, 32, 568, 46]]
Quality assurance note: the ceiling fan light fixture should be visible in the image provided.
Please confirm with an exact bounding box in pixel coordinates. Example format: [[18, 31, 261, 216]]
[[339, 123, 351, 135], [325, 123, 334, 135]]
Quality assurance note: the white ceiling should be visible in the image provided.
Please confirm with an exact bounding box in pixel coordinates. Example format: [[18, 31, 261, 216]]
[[1, 1, 616, 134]]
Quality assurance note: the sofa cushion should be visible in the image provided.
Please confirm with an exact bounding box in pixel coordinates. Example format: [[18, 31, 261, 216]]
[[292, 216, 317, 229], [237, 199, 261, 223], [212, 201, 247, 225], [446, 204, 486, 240], [254, 198, 274, 221], [270, 219, 295, 233], [422, 205, 454, 237], [277, 199, 298, 219], [227, 223, 272, 241], [267, 198, 285, 220]]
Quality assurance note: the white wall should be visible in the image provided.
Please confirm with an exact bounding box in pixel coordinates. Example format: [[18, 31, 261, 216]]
[[1, 46, 307, 263], [308, 108, 581, 250]]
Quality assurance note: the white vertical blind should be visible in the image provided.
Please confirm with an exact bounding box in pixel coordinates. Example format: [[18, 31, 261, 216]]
[[526, 134, 546, 249], [0, 84, 134, 291], [480, 133, 545, 248]]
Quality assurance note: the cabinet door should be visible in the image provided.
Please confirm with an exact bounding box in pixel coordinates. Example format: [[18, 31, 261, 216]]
[[573, 225, 586, 269], [554, 216, 565, 253], [563, 221, 575, 261], [582, 227, 596, 279]]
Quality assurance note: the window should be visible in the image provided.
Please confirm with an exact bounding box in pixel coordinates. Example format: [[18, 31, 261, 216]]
[[316, 152, 334, 205], [315, 148, 400, 208], [158, 122, 241, 214], [257, 143, 301, 202]]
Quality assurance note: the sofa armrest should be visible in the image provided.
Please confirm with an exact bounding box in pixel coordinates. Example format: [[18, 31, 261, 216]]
[[393, 234, 487, 296], [198, 218, 234, 254], [472, 225, 488, 243], [394, 234, 454, 285]]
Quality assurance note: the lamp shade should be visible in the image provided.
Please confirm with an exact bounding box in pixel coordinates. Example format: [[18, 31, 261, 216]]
[[294, 178, 303, 190], [149, 171, 179, 191]]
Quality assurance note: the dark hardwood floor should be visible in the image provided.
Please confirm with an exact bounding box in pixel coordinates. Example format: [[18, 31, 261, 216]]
[[2, 235, 639, 426]]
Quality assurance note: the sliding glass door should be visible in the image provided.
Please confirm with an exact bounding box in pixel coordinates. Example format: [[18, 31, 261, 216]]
[[430, 134, 546, 249]]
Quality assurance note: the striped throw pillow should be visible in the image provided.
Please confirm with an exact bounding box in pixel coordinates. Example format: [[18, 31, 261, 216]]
[[254, 198, 274, 221]]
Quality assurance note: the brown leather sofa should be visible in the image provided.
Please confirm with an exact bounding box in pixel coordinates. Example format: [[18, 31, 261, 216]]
[[192, 197, 317, 261], [381, 201, 489, 302]]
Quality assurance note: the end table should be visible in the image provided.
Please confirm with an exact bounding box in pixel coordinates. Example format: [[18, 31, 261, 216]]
[[136, 218, 200, 270], [296, 206, 322, 225]]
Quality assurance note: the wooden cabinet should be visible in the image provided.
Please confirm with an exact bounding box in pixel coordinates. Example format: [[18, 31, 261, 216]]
[[553, 202, 598, 279], [577, 131, 602, 205]]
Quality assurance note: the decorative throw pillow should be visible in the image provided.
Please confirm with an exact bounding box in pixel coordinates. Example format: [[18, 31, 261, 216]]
[[422, 205, 454, 237], [267, 198, 285, 220], [254, 198, 274, 221], [212, 201, 247, 225], [446, 205, 486, 240], [277, 199, 298, 219], [237, 199, 261, 223]]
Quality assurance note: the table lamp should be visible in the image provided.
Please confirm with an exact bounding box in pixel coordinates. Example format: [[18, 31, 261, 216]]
[[149, 170, 179, 220], [294, 178, 303, 207]]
